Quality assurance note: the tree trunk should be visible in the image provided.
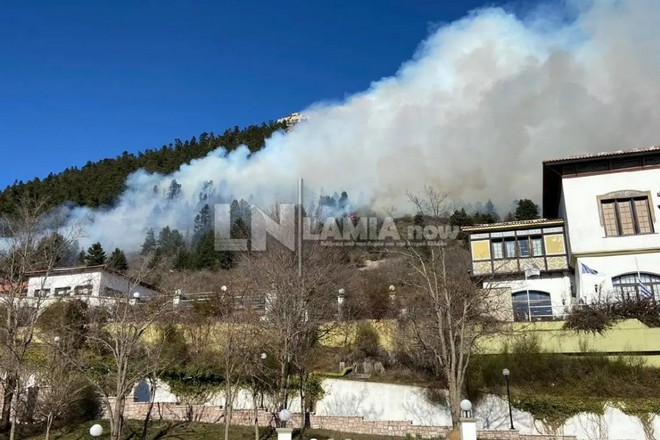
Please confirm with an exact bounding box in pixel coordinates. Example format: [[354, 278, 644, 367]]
[[112, 395, 126, 440], [9, 377, 20, 440], [140, 378, 157, 440], [45, 413, 53, 440], [253, 391, 260, 440], [1, 376, 15, 432], [223, 380, 231, 440], [447, 375, 461, 429], [299, 374, 305, 436]]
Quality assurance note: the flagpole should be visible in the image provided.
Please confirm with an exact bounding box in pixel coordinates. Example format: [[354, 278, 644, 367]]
[[525, 270, 531, 321]]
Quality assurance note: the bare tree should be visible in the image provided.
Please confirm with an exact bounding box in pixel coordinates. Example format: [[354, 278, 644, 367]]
[[237, 239, 351, 431], [65, 260, 176, 440], [393, 189, 505, 428], [31, 335, 89, 440], [0, 200, 80, 440]]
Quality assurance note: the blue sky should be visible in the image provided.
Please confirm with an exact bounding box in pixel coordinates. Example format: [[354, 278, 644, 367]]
[[0, 0, 508, 189]]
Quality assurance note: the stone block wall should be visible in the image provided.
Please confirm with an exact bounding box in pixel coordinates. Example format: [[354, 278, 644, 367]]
[[106, 399, 575, 440]]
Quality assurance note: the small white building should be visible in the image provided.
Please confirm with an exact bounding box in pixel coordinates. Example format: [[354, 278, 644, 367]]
[[27, 265, 160, 306], [543, 146, 660, 303]]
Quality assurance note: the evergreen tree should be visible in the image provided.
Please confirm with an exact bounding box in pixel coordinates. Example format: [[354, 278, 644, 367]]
[[107, 248, 129, 272], [141, 229, 157, 255], [85, 242, 106, 266], [193, 230, 235, 270], [449, 209, 474, 227], [194, 230, 218, 269], [484, 199, 500, 221], [515, 199, 540, 220], [472, 212, 497, 224], [193, 204, 214, 248], [158, 226, 185, 256], [166, 179, 182, 200]]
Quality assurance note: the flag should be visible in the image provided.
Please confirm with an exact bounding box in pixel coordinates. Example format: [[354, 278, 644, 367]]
[[639, 280, 654, 299], [580, 263, 599, 275]]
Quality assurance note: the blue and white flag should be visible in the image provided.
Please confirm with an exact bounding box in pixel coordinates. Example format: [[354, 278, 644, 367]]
[[580, 263, 599, 275], [639, 280, 654, 299]]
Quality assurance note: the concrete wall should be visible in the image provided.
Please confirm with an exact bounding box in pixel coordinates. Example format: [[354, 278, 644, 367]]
[[479, 319, 660, 365], [561, 168, 660, 256], [143, 377, 656, 439]]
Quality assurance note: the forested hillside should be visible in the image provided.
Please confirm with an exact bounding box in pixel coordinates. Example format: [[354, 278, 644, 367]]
[[0, 121, 286, 214]]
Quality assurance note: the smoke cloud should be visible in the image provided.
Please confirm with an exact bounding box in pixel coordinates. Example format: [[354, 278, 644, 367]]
[[73, 0, 660, 250]]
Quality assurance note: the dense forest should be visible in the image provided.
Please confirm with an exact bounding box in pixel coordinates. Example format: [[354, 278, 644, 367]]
[[0, 121, 287, 214]]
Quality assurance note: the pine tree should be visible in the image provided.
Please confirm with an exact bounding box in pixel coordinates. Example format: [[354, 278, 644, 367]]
[[194, 230, 217, 269], [449, 209, 473, 227], [85, 242, 106, 266], [484, 199, 500, 221], [515, 199, 540, 220], [141, 229, 157, 255], [107, 248, 129, 272]]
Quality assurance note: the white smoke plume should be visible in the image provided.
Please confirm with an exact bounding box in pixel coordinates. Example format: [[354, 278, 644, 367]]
[[73, 0, 660, 251]]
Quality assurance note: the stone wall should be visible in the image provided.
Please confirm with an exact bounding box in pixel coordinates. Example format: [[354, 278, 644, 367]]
[[107, 399, 575, 440]]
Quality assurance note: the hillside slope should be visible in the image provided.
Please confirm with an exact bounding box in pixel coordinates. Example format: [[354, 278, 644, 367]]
[[0, 121, 286, 214]]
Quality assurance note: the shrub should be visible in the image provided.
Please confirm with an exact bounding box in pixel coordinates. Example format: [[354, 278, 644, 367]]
[[563, 304, 613, 334], [353, 322, 381, 358]]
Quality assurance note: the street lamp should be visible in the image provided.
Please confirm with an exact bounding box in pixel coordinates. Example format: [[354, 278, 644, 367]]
[[460, 399, 472, 418], [89, 423, 103, 437], [259, 353, 267, 409], [502, 368, 514, 430], [221, 285, 228, 293], [388, 285, 396, 302], [276, 409, 293, 440]]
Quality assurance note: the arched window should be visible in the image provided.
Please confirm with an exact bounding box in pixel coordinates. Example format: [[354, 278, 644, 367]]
[[512, 290, 552, 321], [612, 273, 660, 300]]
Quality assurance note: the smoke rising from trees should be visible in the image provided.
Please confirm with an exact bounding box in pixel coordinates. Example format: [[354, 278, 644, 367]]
[[73, 1, 660, 250]]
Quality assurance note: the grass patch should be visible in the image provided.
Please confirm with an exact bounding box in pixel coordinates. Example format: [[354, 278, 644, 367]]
[[26, 420, 412, 440]]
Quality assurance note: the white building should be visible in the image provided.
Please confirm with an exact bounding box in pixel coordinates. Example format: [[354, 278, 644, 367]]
[[465, 145, 660, 320], [26, 265, 160, 306], [543, 146, 660, 304]]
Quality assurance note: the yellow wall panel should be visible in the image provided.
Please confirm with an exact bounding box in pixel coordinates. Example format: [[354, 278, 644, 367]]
[[544, 234, 566, 255], [471, 240, 491, 260]]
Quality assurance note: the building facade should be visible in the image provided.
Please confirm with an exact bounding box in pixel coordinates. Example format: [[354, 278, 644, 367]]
[[465, 145, 660, 320], [27, 265, 159, 305], [464, 219, 572, 321], [543, 146, 660, 304]]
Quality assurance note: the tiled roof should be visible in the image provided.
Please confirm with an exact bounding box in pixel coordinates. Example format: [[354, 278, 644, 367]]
[[462, 218, 564, 232], [544, 145, 660, 164]]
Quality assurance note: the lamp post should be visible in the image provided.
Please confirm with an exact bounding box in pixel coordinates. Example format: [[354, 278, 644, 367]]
[[89, 424, 103, 438], [388, 285, 396, 302], [460, 399, 472, 418], [502, 368, 514, 430], [259, 352, 267, 409], [276, 409, 293, 440], [459, 399, 477, 440]]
